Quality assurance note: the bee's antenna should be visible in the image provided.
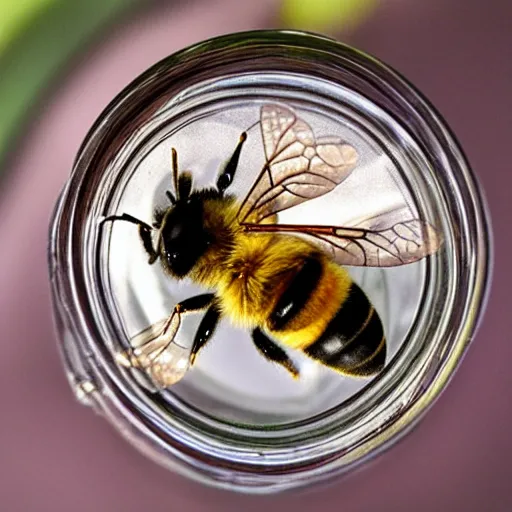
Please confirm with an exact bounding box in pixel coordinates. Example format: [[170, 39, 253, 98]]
[[244, 119, 260, 133], [171, 148, 180, 201]]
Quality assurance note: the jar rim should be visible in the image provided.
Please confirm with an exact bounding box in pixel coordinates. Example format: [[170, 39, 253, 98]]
[[49, 29, 492, 492]]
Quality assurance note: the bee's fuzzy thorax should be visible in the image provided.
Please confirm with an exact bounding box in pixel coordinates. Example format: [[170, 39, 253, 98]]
[[176, 194, 356, 344]]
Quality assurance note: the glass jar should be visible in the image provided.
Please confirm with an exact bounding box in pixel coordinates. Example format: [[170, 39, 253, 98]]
[[48, 30, 491, 493]]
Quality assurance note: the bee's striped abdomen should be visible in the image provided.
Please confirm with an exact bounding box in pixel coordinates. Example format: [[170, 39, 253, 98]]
[[268, 256, 323, 331], [303, 283, 386, 376]]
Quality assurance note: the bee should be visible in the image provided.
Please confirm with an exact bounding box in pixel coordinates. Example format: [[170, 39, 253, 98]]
[[102, 104, 441, 390]]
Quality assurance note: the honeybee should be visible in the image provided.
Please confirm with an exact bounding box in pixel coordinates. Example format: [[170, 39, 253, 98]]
[[102, 104, 441, 390]]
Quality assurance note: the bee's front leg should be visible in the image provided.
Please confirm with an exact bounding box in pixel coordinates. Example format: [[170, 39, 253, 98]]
[[217, 131, 247, 194], [101, 213, 159, 264]]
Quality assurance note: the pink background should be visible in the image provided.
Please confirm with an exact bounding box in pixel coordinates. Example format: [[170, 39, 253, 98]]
[[0, 0, 510, 510]]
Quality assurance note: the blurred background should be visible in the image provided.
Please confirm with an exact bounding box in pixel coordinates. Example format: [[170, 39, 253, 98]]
[[0, 0, 510, 510]]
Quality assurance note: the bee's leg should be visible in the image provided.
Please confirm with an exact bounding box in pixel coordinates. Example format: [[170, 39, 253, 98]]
[[119, 293, 215, 371], [190, 303, 222, 366], [146, 293, 215, 352], [217, 132, 248, 194], [102, 213, 158, 264], [251, 328, 300, 379], [167, 293, 216, 331]]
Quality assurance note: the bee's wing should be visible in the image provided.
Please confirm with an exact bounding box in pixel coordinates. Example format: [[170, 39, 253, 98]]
[[237, 104, 358, 224], [116, 317, 191, 390], [243, 216, 442, 267]]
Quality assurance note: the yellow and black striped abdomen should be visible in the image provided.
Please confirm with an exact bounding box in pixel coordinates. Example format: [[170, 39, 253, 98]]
[[303, 282, 386, 377], [267, 254, 386, 377]]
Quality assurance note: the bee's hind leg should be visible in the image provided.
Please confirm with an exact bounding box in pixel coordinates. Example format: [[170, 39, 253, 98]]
[[171, 294, 215, 325], [190, 303, 222, 366], [117, 293, 216, 389], [153, 293, 216, 348], [251, 328, 300, 379]]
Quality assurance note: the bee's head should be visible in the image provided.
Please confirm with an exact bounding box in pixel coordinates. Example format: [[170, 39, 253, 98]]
[[153, 152, 213, 278], [156, 199, 212, 278], [103, 148, 218, 278]]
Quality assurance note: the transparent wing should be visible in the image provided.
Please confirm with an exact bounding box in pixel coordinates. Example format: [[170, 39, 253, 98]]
[[243, 216, 442, 267], [237, 104, 358, 224], [115, 317, 192, 390]]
